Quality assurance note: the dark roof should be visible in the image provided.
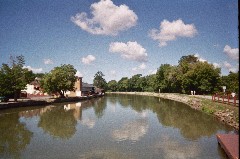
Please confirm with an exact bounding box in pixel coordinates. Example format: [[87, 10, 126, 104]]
[[30, 79, 40, 87], [82, 82, 94, 88]]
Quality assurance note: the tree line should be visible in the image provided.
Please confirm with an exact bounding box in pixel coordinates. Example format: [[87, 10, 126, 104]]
[[104, 55, 239, 95], [1, 55, 238, 102]]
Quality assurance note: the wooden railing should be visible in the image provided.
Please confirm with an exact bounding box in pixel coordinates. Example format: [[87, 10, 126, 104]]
[[212, 94, 238, 106]]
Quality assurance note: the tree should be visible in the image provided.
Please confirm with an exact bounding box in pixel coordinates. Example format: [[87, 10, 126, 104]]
[[181, 62, 221, 94], [145, 74, 158, 92], [41, 64, 76, 97], [221, 71, 239, 94], [0, 55, 34, 101], [128, 74, 142, 91], [178, 55, 198, 74], [117, 77, 129, 92], [107, 80, 118, 92], [93, 71, 107, 89], [156, 64, 172, 92]]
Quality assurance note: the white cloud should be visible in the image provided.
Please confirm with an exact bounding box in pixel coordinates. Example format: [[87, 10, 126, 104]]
[[71, 0, 137, 36], [23, 66, 43, 73], [109, 41, 148, 62], [81, 55, 96, 65], [223, 45, 239, 60], [132, 63, 146, 71], [149, 19, 197, 47], [194, 54, 207, 62], [148, 69, 157, 75], [194, 54, 221, 69], [80, 118, 96, 129], [43, 59, 53, 64], [223, 61, 238, 73], [75, 70, 83, 77], [213, 62, 221, 68]]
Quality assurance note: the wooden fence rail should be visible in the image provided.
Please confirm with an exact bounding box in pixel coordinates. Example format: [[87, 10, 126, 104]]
[[212, 94, 238, 106]]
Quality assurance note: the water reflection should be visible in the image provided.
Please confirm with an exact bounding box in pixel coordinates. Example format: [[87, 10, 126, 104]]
[[79, 149, 136, 159], [0, 113, 33, 158], [38, 106, 77, 139], [112, 119, 149, 142], [113, 94, 231, 140], [92, 97, 107, 118], [153, 134, 201, 159], [0, 95, 232, 158], [17, 97, 107, 140], [155, 99, 226, 140]]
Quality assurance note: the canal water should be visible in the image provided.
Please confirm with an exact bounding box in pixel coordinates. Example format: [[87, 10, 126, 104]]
[[0, 94, 234, 159]]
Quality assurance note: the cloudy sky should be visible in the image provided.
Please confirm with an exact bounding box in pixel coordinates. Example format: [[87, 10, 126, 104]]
[[0, 0, 238, 83]]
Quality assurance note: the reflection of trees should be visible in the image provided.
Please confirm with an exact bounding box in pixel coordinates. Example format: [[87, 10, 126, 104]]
[[92, 97, 107, 118], [154, 99, 226, 140], [113, 94, 228, 140], [0, 113, 33, 158], [117, 94, 131, 107], [38, 106, 77, 139], [117, 94, 157, 112]]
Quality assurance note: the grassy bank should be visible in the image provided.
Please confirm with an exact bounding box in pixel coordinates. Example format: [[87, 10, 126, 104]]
[[107, 92, 239, 131]]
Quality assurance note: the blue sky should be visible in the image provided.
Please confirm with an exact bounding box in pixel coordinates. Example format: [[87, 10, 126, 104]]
[[0, 0, 238, 83]]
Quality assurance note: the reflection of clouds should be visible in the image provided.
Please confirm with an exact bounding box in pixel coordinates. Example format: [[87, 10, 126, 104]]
[[80, 118, 96, 129], [153, 134, 201, 159], [79, 149, 135, 159], [112, 119, 148, 142], [136, 110, 148, 118]]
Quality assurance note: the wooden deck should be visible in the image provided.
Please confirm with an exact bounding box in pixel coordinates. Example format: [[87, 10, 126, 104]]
[[216, 134, 239, 159]]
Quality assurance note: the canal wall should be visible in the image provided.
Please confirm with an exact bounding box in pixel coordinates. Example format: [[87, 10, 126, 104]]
[[0, 94, 104, 110], [107, 92, 239, 131]]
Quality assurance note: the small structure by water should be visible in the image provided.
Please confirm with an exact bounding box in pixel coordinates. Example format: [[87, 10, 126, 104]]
[[216, 134, 239, 159]]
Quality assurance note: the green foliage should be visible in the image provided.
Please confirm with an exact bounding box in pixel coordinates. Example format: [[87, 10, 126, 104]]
[[0, 55, 34, 101], [106, 54, 237, 95], [181, 62, 221, 94], [41, 64, 76, 97], [128, 74, 143, 91], [221, 71, 239, 94], [107, 80, 118, 92], [201, 106, 215, 114], [93, 71, 107, 89], [144, 74, 158, 92], [117, 77, 129, 91]]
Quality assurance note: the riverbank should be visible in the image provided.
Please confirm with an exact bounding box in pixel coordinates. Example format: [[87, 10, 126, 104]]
[[107, 92, 239, 131], [0, 94, 104, 110]]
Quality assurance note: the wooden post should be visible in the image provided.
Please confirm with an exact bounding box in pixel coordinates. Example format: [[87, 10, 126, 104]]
[[227, 94, 230, 105], [222, 95, 224, 104], [234, 96, 236, 106]]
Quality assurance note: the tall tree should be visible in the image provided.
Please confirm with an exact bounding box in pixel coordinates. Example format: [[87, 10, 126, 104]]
[[156, 64, 173, 92], [181, 62, 221, 94], [107, 80, 118, 92], [145, 74, 158, 92], [117, 77, 129, 92], [41, 64, 76, 97], [221, 71, 239, 94], [93, 71, 107, 89], [0, 55, 34, 101], [128, 74, 142, 91]]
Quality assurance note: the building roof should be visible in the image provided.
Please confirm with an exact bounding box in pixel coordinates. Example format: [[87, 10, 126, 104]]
[[82, 82, 94, 88]]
